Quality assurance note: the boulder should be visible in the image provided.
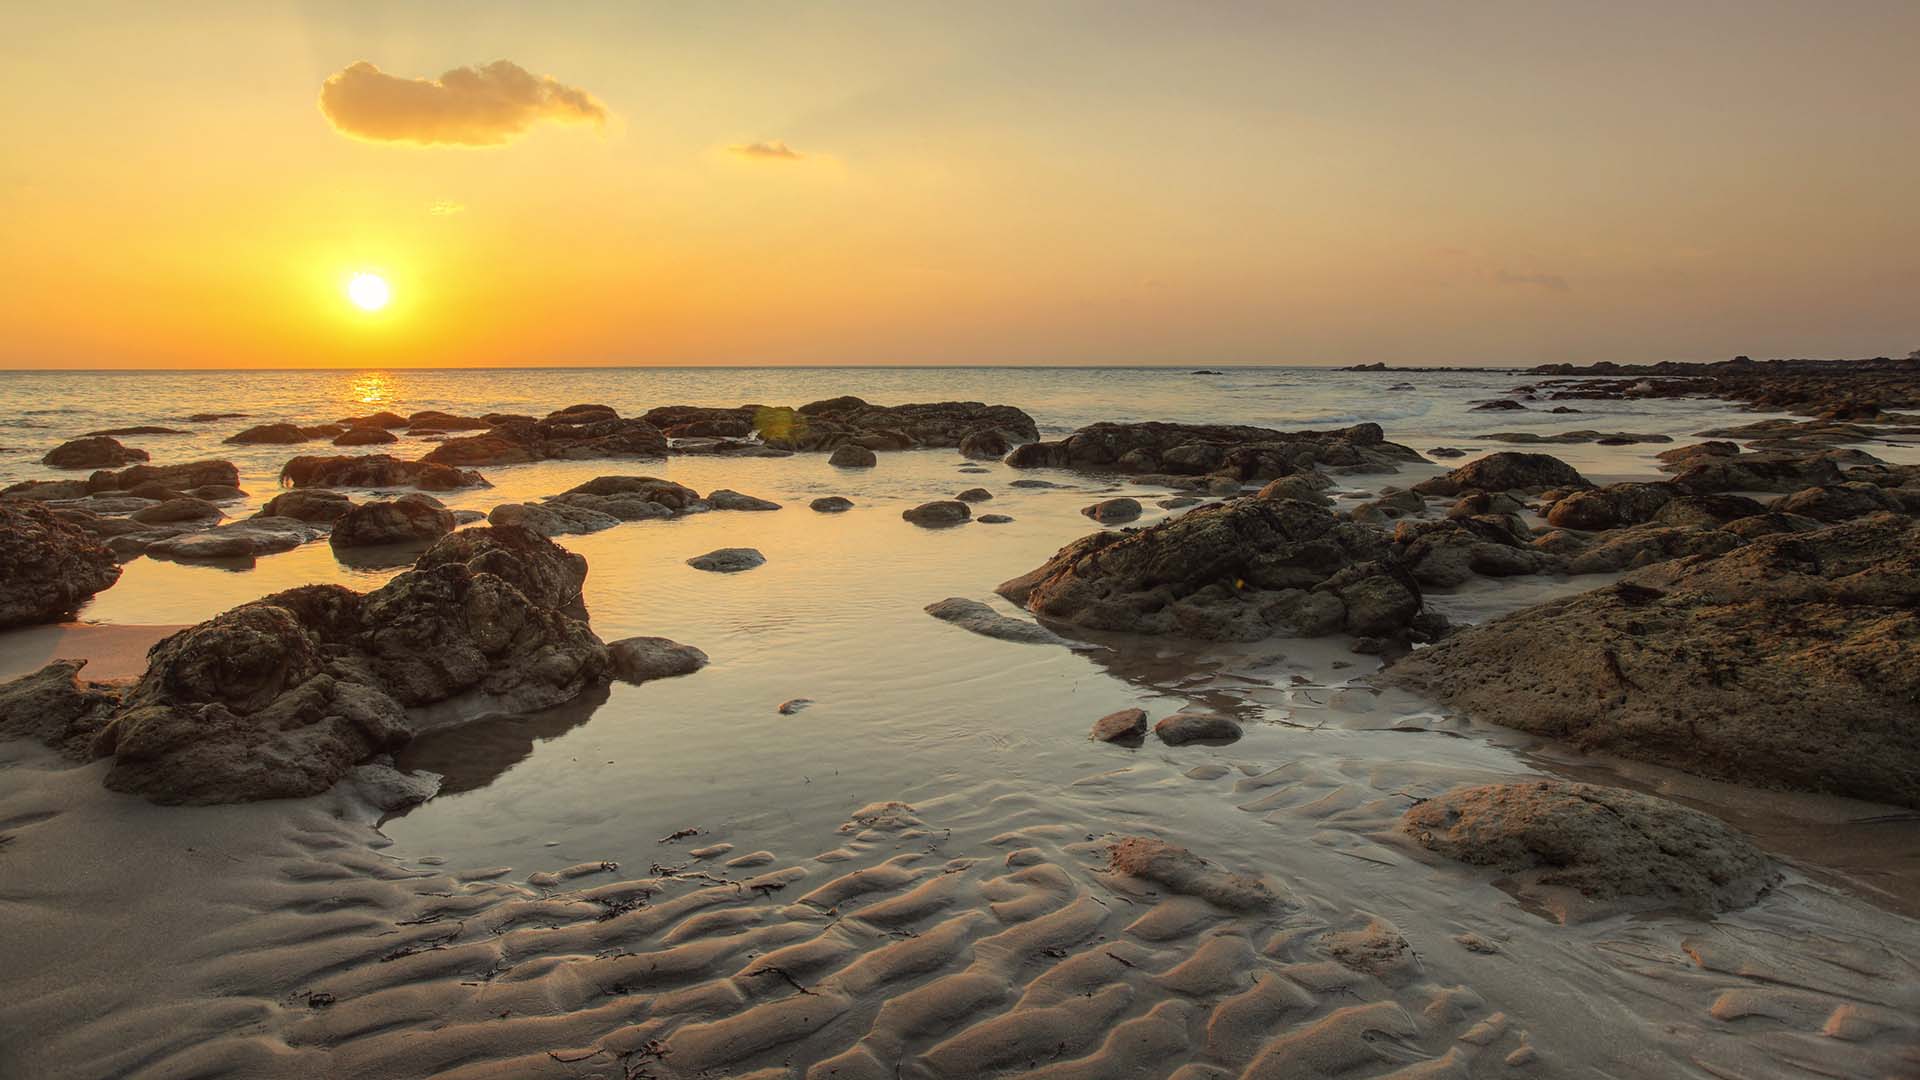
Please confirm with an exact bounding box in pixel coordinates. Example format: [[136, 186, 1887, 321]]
[[1412, 453, 1591, 496], [145, 517, 324, 560], [1387, 514, 1920, 806], [333, 427, 399, 446], [1649, 494, 1767, 529], [0, 659, 124, 757], [707, 489, 781, 511], [687, 547, 766, 573], [422, 410, 668, 466], [958, 428, 1014, 459], [1106, 837, 1279, 911], [1402, 781, 1775, 916], [1082, 497, 1143, 523], [1000, 498, 1426, 642], [977, 513, 1014, 524], [551, 476, 703, 519], [1470, 399, 1526, 411], [1007, 421, 1421, 481], [259, 489, 355, 523], [829, 444, 878, 468], [608, 637, 709, 683], [488, 501, 621, 538], [1256, 475, 1333, 506], [42, 436, 148, 469], [955, 487, 993, 502], [280, 454, 487, 492], [810, 496, 854, 513], [1543, 482, 1679, 531], [924, 597, 1075, 646], [903, 500, 971, 527], [83, 527, 607, 803], [329, 494, 455, 549], [94, 460, 241, 493], [1771, 483, 1904, 523], [336, 411, 409, 429], [1390, 516, 1560, 587], [226, 423, 339, 445], [1154, 712, 1243, 746], [1090, 707, 1147, 743], [128, 498, 224, 525]]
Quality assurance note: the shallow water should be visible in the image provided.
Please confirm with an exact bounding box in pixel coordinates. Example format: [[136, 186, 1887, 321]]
[[2, 366, 1917, 1077]]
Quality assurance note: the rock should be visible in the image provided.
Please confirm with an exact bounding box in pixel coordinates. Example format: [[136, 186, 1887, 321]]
[[145, 517, 325, 560], [43, 436, 149, 469], [1388, 515, 1920, 806], [687, 547, 765, 573], [1544, 482, 1678, 530], [226, 423, 339, 445], [333, 426, 399, 446], [405, 410, 491, 431], [551, 476, 703, 519], [957, 428, 1013, 459], [422, 409, 667, 466], [777, 698, 812, 715], [810, 496, 854, 513], [342, 762, 441, 813], [280, 454, 488, 492], [924, 597, 1075, 646], [1009, 479, 1067, 489], [1470, 399, 1527, 411], [1006, 420, 1422, 481], [1666, 448, 1847, 494], [1158, 496, 1203, 509], [1002, 498, 1425, 642], [1153, 711, 1244, 746], [1649, 494, 1767, 529], [1350, 489, 1425, 523], [1771, 483, 1903, 523], [955, 487, 993, 502], [336, 411, 409, 429], [977, 513, 1014, 524], [706, 489, 781, 511], [1427, 447, 1467, 459], [85, 426, 188, 437], [129, 497, 224, 525], [1476, 430, 1672, 446], [1256, 475, 1333, 505], [1402, 781, 1776, 916], [1554, 522, 1746, 574], [1446, 491, 1527, 519], [259, 489, 354, 523], [1413, 453, 1591, 496], [0, 659, 123, 757], [608, 636, 709, 683], [1082, 497, 1143, 523], [1090, 707, 1147, 742], [1106, 837, 1279, 911], [94, 460, 241, 494], [487, 501, 621, 538], [329, 494, 455, 549], [829, 444, 878, 468], [86, 526, 608, 803], [190, 485, 247, 503], [903, 500, 971, 527]]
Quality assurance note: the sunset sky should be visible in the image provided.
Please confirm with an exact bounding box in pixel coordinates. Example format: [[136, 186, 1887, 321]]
[[3, 2, 1916, 369]]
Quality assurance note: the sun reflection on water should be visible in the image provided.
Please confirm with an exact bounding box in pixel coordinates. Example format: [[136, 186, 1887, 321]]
[[348, 371, 394, 407]]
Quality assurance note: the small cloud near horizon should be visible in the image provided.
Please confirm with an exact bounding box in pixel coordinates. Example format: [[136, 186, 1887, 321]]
[[1494, 269, 1572, 292], [319, 60, 608, 146], [730, 139, 804, 161]]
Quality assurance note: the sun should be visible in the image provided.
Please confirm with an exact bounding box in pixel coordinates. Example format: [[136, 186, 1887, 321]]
[[346, 272, 391, 312]]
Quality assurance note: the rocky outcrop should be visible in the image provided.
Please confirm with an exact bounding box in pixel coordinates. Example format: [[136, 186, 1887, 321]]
[[488, 501, 620, 538], [0, 659, 124, 758], [1663, 446, 1851, 494], [1402, 781, 1775, 917], [998, 497, 1432, 643], [0, 503, 122, 626], [1412, 453, 1590, 496], [1387, 514, 1920, 806], [1771, 482, 1908, 522], [75, 526, 607, 804], [226, 422, 343, 445], [42, 436, 149, 469], [546, 476, 704, 521], [329, 495, 455, 549], [280, 454, 488, 491], [1006, 421, 1421, 482], [422, 406, 668, 466], [1390, 516, 1561, 587]]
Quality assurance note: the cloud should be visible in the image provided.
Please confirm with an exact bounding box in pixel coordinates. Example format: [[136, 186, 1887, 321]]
[[319, 60, 608, 146], [1494, 269, 1571, 292], [730, 139, 803, 161]]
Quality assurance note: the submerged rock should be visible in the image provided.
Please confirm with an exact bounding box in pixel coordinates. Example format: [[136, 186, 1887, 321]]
[[226, 422, 343, 445], [924, 597, 1075, 646], [330, 494, 455, 549], [903, 500, 971, 527], [999, 497, 1427, 642], [43, 436, 149, 469], [1402, 781, 1776, 916], [1388, 514, 1920, 806], [0, 502, 122, 627], [977, 513, 1014, 524], [79, 526, 607, 804], [145, 517, 325, 560], [608, 636, 709, 683], [687, 547, 766, 573]]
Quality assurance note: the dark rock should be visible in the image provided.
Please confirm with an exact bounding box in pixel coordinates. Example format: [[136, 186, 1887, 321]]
[[1388, 514, 1920, 806], [924, 597, 1073, 646], [1082, 497, 1143, 523], [333, 427, 398, 446], [1154, 712, 1244, 746], [146, 517, 325, 560], [1427, 447, 1467, 458], [706, 489, 780, 511], [129, 498, 224, 525], [259, 489, 354, 523], [0, 503, 122, 627], [1412, 452, 1591, 496], [226, 423, 340, 445], [608, 637, 709, 683], [958, 428, 1014, 459], [551, 476, 703, 520], [687, 547, 765, 573], [1470, 399, 1527, 411], [810, 496, 854, 513], [1090, 707, 1147, 743], [43, 436, 149, 469], [955, 487, 993, 502], [422, 410, 668, 466], [1008, 421, 1420, 482], [829, 444, 878, 468], [0, 659, 123, 757], [329, 494, 455, 549], [903, 500, 971, 527], [1543, 482, 1679, 530], [280, 454, 488, 492], [1771, 483, 1903, 523], [85, 426, 188, 437], [977, 513, 1014, 524], [1106, 837, 1279, 911], [336, 411, 409, 429], [488, 501, 621, 537]]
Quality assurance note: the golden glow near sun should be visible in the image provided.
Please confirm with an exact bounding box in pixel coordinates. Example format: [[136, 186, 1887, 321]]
[[346, 272, 391, 312]]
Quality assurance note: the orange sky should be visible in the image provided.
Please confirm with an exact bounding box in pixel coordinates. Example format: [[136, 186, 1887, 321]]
[[2, 2, 1916, 369]]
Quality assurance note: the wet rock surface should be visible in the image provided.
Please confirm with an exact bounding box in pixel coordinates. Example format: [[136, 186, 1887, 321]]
[[42, 436, 149, 469], [1388, 513, 1920, 806], [1089, 707, 1148, 742], [280, 454, 489, 492], [329, 494, 456, 550], [923, 597, 1075, 647], [1007, 420, 1421, 481], [421, 405, 670, 466], [903, 500, 971, 527], [226, 422, 344, 445], [0, 502, 123, 627], [686, 547, 766, 573], [1401, 781, 1776, 918], [63, 526, 609, 804], [607, 636, 709, 683], [1412, 452, 1591, 496], [1153, 711, 1244, 746], [1000, 497, 1428, 642], [810, 496, 854, 513], [828, 444, 877, 468]]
